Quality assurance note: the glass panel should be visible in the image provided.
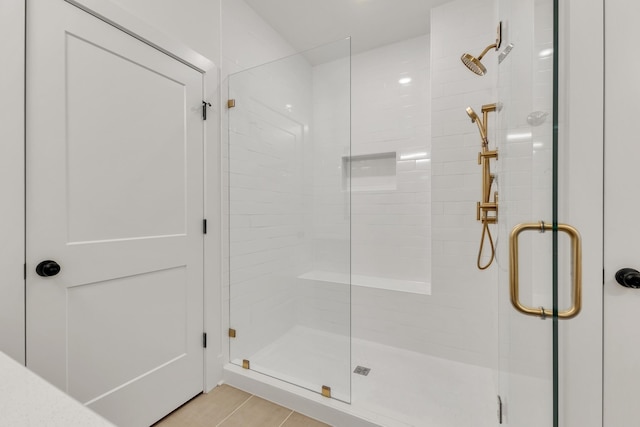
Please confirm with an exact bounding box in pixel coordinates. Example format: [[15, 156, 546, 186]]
[[496, 0, 559, 425], [227, 39, 351, 402]]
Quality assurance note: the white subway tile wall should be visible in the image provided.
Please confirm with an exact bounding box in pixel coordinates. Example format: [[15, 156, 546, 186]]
[[223, 0, 351, 394], [350, 35, 432, 287], [223, 0, 510, 376], [227, 52, 315, 361], [349, 0, 500, 367], [428, 0, 499, 366], [221, 0, 301, 365]]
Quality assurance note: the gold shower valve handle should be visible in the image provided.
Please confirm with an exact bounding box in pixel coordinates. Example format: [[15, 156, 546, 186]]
[[477, 201, 498, 222], [509, 222, 582, 319]]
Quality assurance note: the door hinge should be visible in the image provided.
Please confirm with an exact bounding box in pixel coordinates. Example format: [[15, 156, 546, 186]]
[[24, 263, 26, 280], [497, 395, 503, 424], [202, 101, 211, 120], [229, 328, 236, 338], [203, 219, 207, 234], [227, 99, 236, 109], [203, 332, 207, 348]]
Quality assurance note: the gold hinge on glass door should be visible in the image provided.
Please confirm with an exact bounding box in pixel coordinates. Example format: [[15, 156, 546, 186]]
[[509, 221, 582, 319], [321, 385, 331, 398]]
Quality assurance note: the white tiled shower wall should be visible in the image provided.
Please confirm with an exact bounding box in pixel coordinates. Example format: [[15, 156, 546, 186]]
[[224, 0, 504, 369], [431, 0, 497, 310], [351, 0, 500, 367], [226, 52, 315, 360], [222, 1, 351, 360], [350, 35, 432, 287], [221, 0, 300, 360]]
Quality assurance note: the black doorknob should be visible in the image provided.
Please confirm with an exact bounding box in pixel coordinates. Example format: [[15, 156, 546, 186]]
[[35, 260, 61, 277], [615, 268, 640, 288]]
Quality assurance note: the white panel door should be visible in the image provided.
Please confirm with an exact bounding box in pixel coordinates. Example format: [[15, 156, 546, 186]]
[[26, 1, 204, 425], [604, 0, 640, 424]]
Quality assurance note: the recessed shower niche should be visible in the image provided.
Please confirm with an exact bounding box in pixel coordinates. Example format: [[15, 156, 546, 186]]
[[342, 152, 397, 192]]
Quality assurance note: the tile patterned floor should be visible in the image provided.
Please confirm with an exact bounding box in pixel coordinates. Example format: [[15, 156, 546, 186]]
[[153, 384, 331, 427]]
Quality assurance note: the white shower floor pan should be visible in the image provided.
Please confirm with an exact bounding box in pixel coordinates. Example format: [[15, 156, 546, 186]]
[[224, 326, 497, 427]]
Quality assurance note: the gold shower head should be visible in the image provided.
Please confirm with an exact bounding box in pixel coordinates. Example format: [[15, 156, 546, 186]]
[[461, 53, 488, 76], [461, 22, 502, 76]]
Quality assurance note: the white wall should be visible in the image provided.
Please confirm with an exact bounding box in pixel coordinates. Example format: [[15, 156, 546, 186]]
[[0, 1, 26, 364], [344, 35, 437, 352], [428, 0, 498, 367], [350, 35, 431, 286], [220, 0, 295, 77], [108, 0, 220, 62], [289, 0, 499, 368]]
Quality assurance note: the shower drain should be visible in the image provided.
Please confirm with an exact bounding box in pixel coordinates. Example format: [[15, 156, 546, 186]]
[[353, 366, 371, 376]]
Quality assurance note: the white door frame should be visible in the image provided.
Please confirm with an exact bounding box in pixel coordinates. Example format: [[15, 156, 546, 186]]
[[0, 1, 26, 365]]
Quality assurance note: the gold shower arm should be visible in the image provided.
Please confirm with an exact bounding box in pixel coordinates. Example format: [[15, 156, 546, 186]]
[[476, 43, 497, 61]]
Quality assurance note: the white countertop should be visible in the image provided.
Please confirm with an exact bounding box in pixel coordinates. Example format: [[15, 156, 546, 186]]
[[0, 351, 115, 426]]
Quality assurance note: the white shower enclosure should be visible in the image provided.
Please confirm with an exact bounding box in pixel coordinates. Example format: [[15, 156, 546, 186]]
[[225, 0, 583, 425]]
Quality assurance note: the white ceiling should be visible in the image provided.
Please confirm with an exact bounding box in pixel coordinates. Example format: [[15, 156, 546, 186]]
[[244, 0, 453, 55]]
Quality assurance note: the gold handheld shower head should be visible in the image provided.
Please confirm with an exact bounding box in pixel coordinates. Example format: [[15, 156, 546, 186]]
[[466, 107, 479, 122], [461, 22, 502, 76], [466, 107, 488, 143]]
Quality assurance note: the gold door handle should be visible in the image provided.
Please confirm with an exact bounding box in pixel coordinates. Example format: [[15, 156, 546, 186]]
[[509, 221, 582, 319]]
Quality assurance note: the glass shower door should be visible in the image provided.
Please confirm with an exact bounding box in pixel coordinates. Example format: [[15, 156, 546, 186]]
[[227, 39, 351, 402], [496, 0, 579, 425]]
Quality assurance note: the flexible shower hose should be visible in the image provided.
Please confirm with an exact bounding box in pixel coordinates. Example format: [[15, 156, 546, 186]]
[[477, 221, 496, 270]]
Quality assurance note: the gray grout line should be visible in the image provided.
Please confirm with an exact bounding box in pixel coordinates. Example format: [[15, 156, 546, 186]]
[[277, 410, 295, 427], [216, 394, 254, 427]]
